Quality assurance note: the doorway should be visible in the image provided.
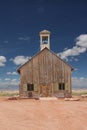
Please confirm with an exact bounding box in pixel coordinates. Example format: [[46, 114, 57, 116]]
[[41, 85, 52, 97]]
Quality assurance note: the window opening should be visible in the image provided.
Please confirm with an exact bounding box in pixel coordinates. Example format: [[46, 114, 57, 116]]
[[59, 83, 65, 90], [42, 36, 48, 44], [27, 83, 34, 91]]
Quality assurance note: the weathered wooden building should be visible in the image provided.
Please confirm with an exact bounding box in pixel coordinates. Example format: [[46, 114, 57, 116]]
[[17, 30, 73, 98]]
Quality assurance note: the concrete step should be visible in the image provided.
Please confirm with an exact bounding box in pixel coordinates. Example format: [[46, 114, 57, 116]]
[[39, 97, 58, 100]]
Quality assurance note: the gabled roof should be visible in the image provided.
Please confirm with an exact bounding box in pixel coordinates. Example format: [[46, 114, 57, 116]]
[[17, 47, 74, 73]]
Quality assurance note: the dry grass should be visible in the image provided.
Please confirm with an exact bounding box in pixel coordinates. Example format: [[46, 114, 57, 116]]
[[0, 89, 87, 97], [72, 89, 87, 96], [0, 90, 19, 97]]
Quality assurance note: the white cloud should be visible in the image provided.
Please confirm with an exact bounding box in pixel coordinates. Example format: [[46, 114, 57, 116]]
[[10, 56, 31, 65], [7, 71, 18, 75], [6, 72, 11, 75], [72, 77, 87, 89], [76, 34, 87, 48], [5, 78, 18, 83], [74, 68, 78, 71], [74, 58, 78, 61], [9, 79, 19, 86], [12, 72, 18, 75], [58, 46, 86, 61], [5, 78, 11, 81], [18, 36, 30, 41], [0, 56, 6, 67], [58, 34, 87, 61], [0, 79, 19, 90], [11, 79, 17, 82], [63, 47, 68, 51], [69, 57, 79, 62]]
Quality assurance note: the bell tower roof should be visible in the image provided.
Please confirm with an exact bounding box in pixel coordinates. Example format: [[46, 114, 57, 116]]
[[39, 30, 50, 35]]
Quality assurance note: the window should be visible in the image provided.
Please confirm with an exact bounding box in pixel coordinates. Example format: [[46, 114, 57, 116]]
[[59, 83, 65, 90], [42, 36, 48, 44], [27, 83, 34, 91]]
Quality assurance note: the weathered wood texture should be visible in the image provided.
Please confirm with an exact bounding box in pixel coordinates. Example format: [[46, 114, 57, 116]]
[[18, 48, 73, 98]]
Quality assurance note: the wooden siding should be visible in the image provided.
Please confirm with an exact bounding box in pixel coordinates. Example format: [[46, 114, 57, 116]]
[[19, 48, 72, 97]]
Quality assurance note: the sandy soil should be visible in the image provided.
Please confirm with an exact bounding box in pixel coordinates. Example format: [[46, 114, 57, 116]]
[[0, 98, 87, 130]]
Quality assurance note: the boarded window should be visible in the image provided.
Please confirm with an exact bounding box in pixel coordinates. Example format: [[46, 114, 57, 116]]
[[59, 83, 65, 90], [27, 83, 34, 91]]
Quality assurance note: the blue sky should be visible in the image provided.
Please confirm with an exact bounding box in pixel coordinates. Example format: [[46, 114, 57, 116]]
[[0, 0, 87, 90]]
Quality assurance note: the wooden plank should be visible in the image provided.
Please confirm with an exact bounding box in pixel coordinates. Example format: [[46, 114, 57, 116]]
[[34, 84, 38, 92], [23, 84, 27, 91], [54, 83, 58, 92]]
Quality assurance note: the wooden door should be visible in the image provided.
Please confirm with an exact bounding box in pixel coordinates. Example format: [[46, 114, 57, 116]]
[[41, 85, 52, 97]]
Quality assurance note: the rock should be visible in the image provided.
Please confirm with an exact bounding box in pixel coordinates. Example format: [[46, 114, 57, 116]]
[[8, 97, 18, 100], [64, 98, 80, 101], [64, 98, 70, 101], [81, 94, 87, 98]]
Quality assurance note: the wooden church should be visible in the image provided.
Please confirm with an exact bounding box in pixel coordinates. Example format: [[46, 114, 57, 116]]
[[17, 30, 73, 98]]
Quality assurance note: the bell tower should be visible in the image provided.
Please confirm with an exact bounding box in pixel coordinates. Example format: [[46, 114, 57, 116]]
[[39, 30, 51, 50]]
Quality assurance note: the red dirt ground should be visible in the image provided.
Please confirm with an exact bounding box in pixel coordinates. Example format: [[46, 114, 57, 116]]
[[0, 98, 87, 130]]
